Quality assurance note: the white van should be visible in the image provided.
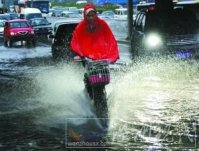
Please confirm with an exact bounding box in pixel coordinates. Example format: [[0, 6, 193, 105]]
[[114, 7, 137, 21], [20, 8, 42, 20], [114, 8, 128, 20]]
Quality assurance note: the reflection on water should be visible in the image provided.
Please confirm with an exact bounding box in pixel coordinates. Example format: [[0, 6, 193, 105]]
[[109, 56, 199, 150], [0, 45, 51, 61], [0, 56, 199, 150]]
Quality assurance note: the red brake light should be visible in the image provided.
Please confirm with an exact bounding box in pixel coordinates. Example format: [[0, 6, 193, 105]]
[[149, 6, 155, 11]]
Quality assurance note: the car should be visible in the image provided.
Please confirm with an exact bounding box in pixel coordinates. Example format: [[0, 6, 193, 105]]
[[61, 11, 82, 19], [114, 8, 137, 21], [47, 8, 55, 17], [114, 8, 128, 20], [136, 1, 199, 20], [29, 17, 52, 36], [0, 13, 19, 21], [99, 11, 115, 19], [136, 1, 155, 12], [78, 8, 84, 17], [175, 0, 199, 21], [0, 14, 11, 21], [51, 9, 64, 17], [131, 8, 199, 58], [49, 20, 80, 59], [0, 20, 6, 38], [19, 8, 42, 20], [9, 5, 15, 12], [3, 19, 36, 47], [7, 12, 19, 20], [65, 7, 79, 14]]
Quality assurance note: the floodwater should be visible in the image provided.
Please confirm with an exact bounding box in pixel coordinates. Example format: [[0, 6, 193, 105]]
[[0, 42, 198, 150], [0, 19, 199, 150], [109, 56, 199, 150]]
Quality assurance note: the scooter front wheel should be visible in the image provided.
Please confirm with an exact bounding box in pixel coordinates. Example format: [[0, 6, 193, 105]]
[[92, 86, 108, 118]]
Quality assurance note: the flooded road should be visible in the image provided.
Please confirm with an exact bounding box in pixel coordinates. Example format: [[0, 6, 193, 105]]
[[0, 41, 199, 150], [0, 19, 199, 150], [109, 56, 199, 150], [0, 40, 132, 150]]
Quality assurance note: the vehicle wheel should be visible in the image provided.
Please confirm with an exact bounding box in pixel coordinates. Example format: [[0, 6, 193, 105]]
[[4, 39, 8, 47], [131, 36, 138, 57], [84, 74, 93, 99], [84, 75, 108, 118], [52, 46, 63, 60], [7, 39, 12, 48], [64, 34, 72, 46], [131, 44, 139, 57], [32, 39, 36, 47], [92, 86, 108, 118], [52, 48, 60, 60], [26, 40, 31, 47]]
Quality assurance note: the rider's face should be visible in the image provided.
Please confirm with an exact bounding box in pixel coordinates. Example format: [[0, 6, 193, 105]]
[[85, 11, 97, 23]]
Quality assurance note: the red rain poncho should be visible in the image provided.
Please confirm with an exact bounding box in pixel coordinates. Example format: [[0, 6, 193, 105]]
[[71, 4, 119, 63]]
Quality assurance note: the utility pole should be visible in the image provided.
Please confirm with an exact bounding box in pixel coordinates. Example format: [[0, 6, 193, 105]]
[[1, 0, 7, 13], [127, 0, 133, 40]]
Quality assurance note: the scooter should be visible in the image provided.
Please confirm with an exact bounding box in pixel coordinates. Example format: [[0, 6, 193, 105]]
[[82, 58, 110, 118]]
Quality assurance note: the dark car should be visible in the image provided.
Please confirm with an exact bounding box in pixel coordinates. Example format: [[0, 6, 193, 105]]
[[3, 19, 36, 47], [136, 2, 155, 12], [29, 17, 52, 36], [7, 13, 19, 20], [131, 8, 199, 58], [49, 20, 79, 59], [0, 13, 19, 21], [0, 14, 11, 21]]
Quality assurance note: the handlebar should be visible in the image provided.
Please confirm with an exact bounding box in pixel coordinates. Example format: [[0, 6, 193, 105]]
[[83, 58, 110, 63], [73, 56, 111, 67]]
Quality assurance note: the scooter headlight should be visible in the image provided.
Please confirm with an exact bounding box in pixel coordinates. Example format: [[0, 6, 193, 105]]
[[145, 33, 162, 48]]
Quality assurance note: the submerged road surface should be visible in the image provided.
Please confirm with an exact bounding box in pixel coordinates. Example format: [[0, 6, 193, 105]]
[[0, 19, 199, 150]]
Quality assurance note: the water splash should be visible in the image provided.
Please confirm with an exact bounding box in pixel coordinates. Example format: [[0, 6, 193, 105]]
[[34, 62, 95, 120], [108, 56, 199, 149]]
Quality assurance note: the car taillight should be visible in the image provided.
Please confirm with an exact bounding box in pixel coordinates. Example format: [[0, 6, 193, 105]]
[[149, 6, 155, 11]]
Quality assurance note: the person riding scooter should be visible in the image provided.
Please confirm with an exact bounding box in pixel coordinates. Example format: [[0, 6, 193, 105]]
[[70, 4, 119, 117], [70, 3, 119, 63]]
